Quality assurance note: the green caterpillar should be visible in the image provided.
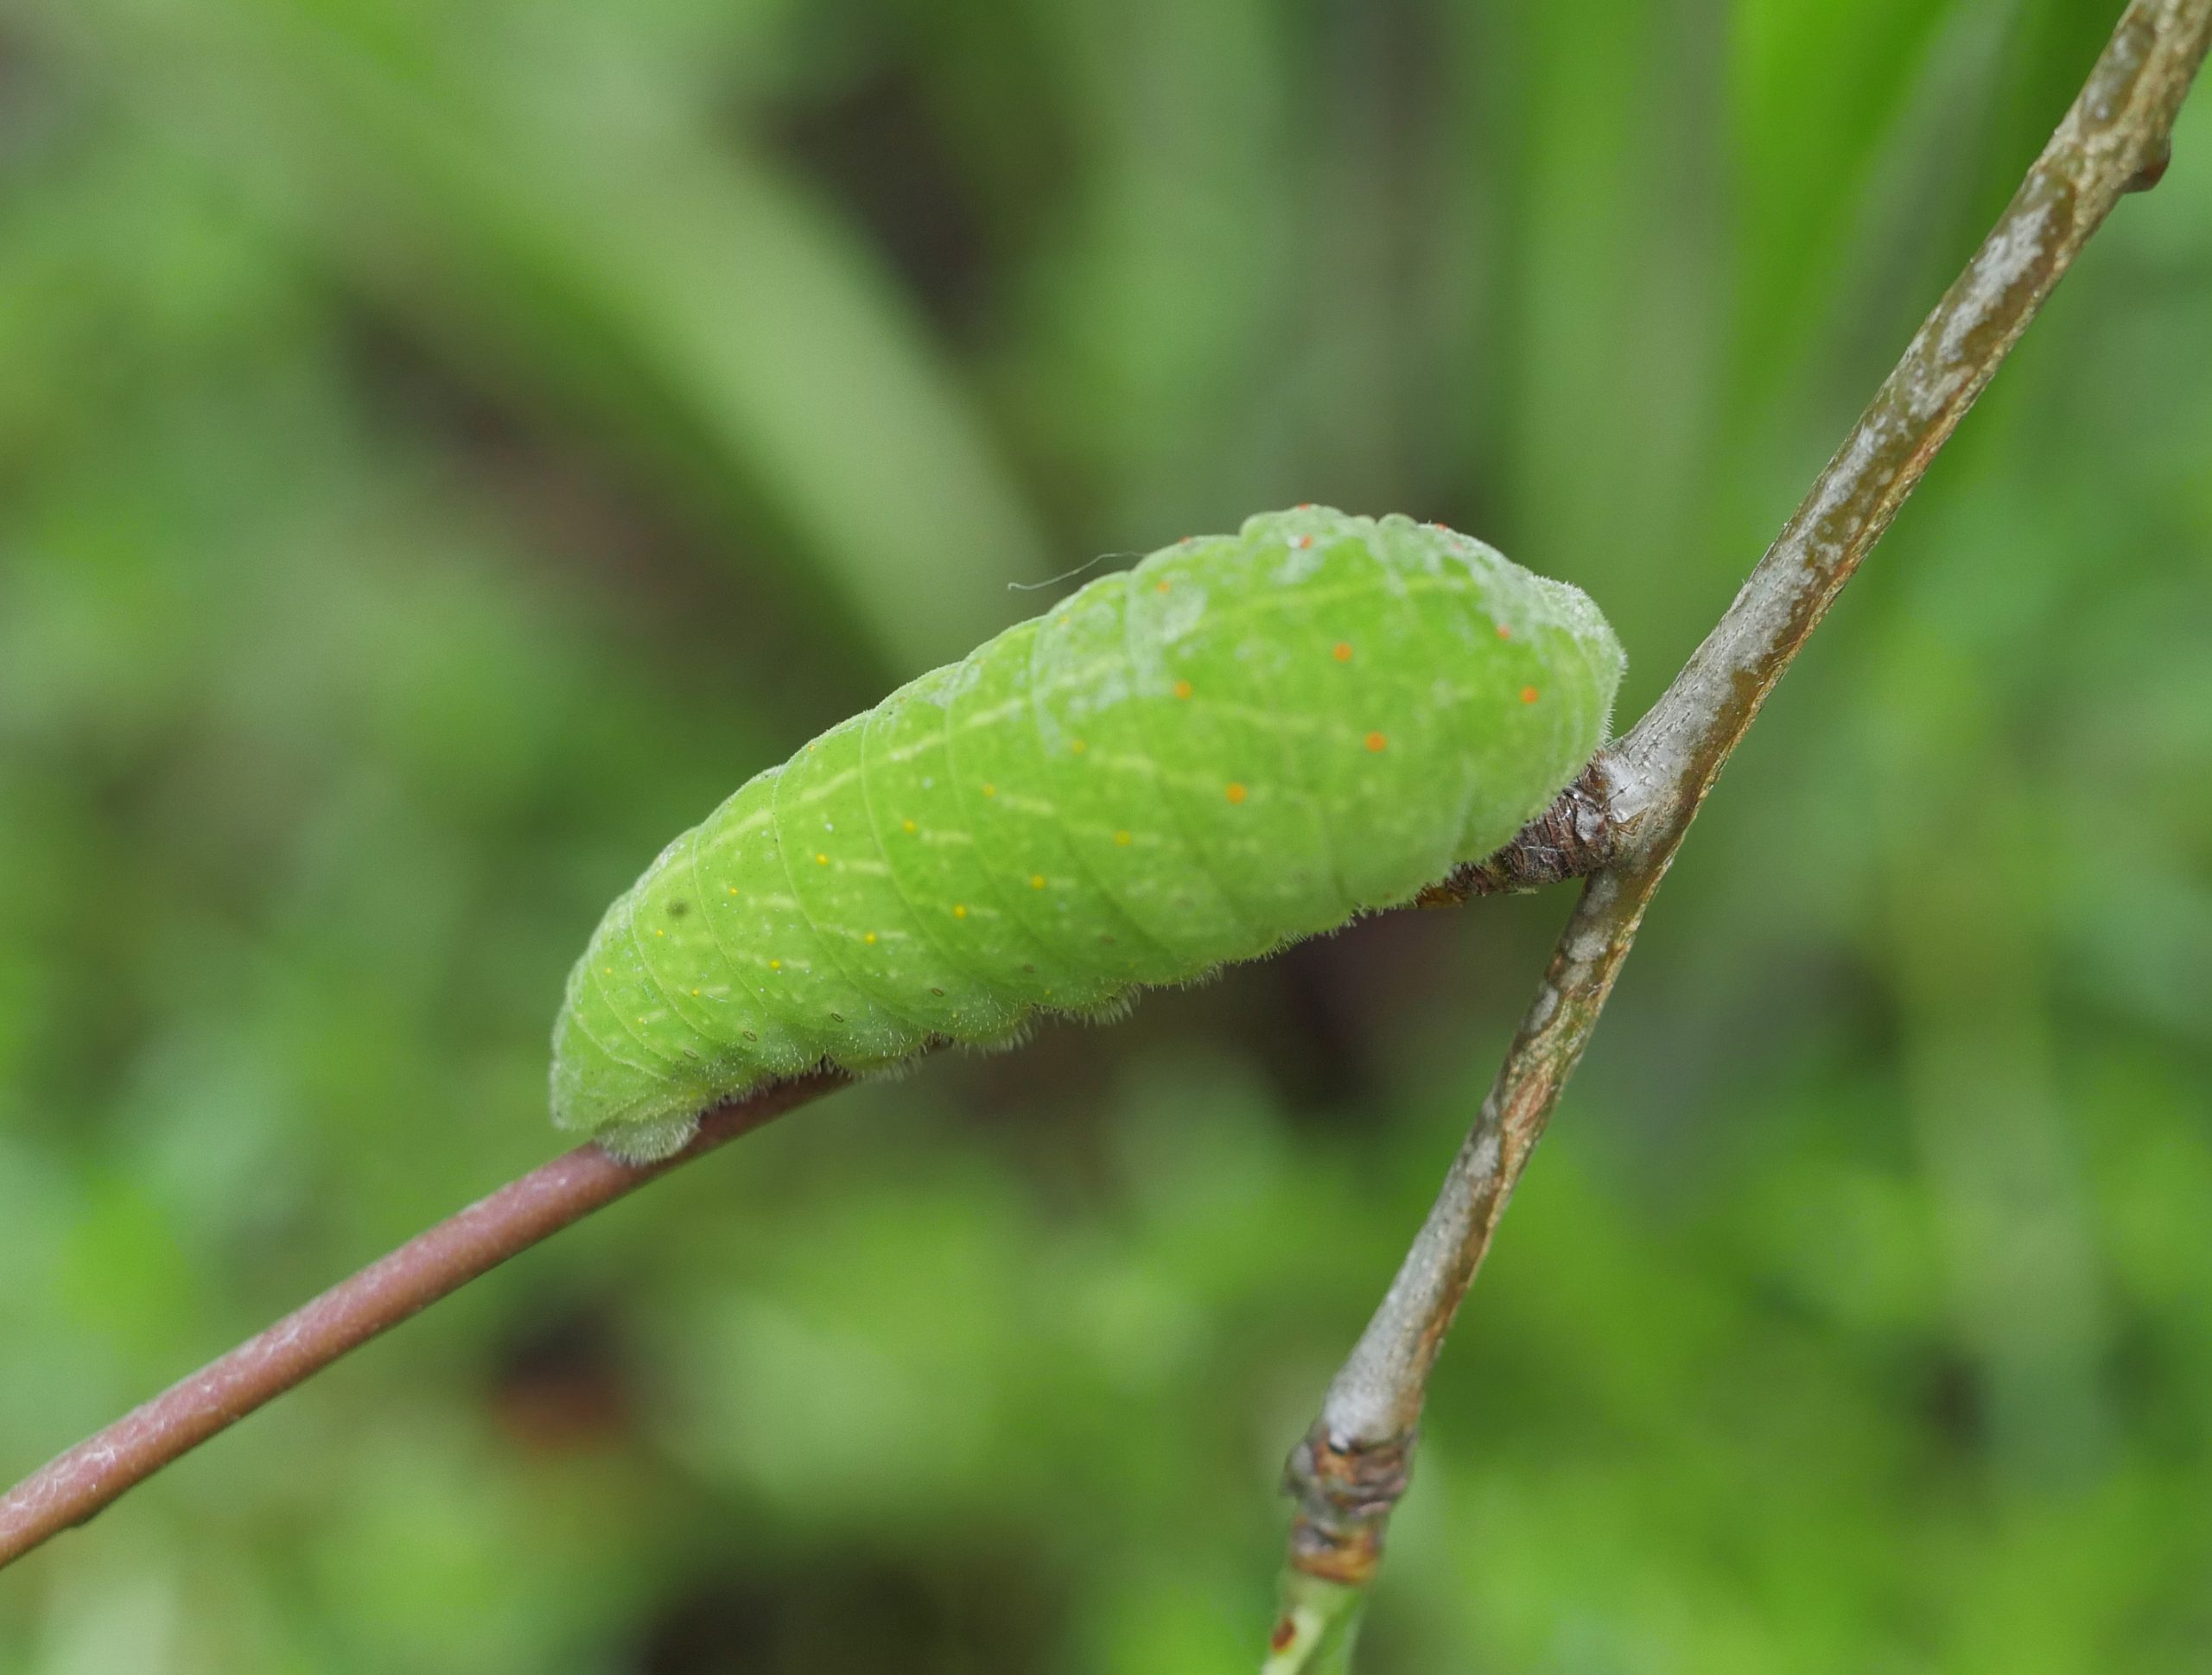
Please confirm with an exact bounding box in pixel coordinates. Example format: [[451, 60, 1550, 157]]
[[553, 507, 1624, 1161]]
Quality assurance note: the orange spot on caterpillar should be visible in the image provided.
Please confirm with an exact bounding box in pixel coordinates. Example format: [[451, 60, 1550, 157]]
[[1295, 501, 1313, 510], [1332, 642, 1353, 663], [1155, 579, 1171, 593], [1365, 732, 1388, 752], [1114, 829, 1132, 846], [1270, 1621, 1297, 1653], [1521, 685, 1540, 704], [953, 904, 969, 919], [1294, 534, 1314, 549], [1173, 679, 1193, 700], [1496, 623, 1511, 639], [1224, 782, 1247, 804]]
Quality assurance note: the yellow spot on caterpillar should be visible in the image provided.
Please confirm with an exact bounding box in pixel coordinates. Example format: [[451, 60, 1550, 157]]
[[902, 818, 918, 833], [1173, 679, 1192, 701], [1521, 685, 1540, 704], [602, 968, 613, 975], [1030, 874, 1046, 890], [953, 904, 969, 918], [982, 783, 997, 797], [1069, 739, 1086, 754], [1365, 732, 1389, 752], [863, 932, 878, 945], [1225, 782, 1248, 804], [690, 987, 701, 996], [769, 959, 783, 971], [1155, 579, 1171, 593], [1332, 642, 1353, 663], [1114, 829, 1132, 846], [815, 853, 829, 866], [726, 886, 737, 896], [654, 928, 665, 936]]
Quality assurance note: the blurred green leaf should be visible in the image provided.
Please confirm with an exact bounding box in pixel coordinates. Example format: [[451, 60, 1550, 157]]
[[15, 0, 1051, 675]]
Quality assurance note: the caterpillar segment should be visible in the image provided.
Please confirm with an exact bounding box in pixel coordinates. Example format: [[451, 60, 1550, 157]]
[[1033, 571, 1255, 971]]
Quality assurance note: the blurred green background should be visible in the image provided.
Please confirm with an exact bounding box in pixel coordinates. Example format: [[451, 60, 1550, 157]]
[[2, 0, 2209, 1669]]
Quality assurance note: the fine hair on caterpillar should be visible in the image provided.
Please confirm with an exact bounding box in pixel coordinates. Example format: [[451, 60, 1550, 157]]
[[552, 507, 1624, 1159]]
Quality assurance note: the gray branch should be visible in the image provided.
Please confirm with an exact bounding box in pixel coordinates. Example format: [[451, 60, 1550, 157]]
[[1268, 2, 2212, 1663]]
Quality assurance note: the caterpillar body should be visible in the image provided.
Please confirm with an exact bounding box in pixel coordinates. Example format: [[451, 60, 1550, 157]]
[[554, 507, 1624, 1161]]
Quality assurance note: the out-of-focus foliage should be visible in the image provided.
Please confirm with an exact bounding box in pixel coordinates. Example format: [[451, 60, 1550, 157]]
[[1, 0, 2208, 1669]]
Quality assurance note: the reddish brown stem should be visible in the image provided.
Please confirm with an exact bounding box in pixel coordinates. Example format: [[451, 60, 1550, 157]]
[[0, 1073, 842, 1570], [0, 774, 1610, 1574]]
